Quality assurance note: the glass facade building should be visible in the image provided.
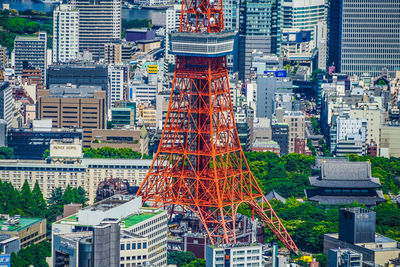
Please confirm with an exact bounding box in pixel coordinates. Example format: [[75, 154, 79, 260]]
[[7, 129, 83, 160], [339, 0, 400, 77]]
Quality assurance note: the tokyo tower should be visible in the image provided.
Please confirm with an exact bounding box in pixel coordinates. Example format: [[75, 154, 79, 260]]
[[138, 0, 298, 252]]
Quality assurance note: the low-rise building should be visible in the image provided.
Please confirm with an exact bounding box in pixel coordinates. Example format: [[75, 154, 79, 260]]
[[0, 215, 46, 249], [0, 158, 153, 203], [328, 249, 362, 267], [324, 208, 400, 266], [7, 120, 83, 160], [380, 125, 400, 158], [306, 159, 385, 206], [111, 107, 136, 127], [91, 127, 149, 155]]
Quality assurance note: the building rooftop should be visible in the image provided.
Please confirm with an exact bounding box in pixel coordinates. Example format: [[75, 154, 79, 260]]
[[265, 190, 286, 204], [127, 28, 151, 32], [58, 231, 92, 242], [305, 193, 385, 206], [48, 84, 103, 98], [310, 161, 381, 188], [0, 158, 153, 169], [0, 217, 43, 232], [122, 209, 163, 228], [81, 194, 137, 212], [325, 233, 400, 252]]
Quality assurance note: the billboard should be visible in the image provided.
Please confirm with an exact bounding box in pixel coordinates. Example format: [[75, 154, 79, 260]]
[[264, 70, 287, 77], [0, 255, 11, 267], [148, 65, 158, 74]]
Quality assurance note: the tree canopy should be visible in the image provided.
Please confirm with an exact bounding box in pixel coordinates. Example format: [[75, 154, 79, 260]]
[[167, 251, 196, 266], [83, 147, 152, 159], [245, 152, 314, 198]]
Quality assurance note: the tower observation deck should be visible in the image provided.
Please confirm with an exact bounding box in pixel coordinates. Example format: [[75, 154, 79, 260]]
[[138, 0, 298, 253]]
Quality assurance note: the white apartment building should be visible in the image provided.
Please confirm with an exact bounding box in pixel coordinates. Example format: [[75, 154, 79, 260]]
[[53, 195, 168, 266], [130, 82, 159, 104], [0, 158, 153, 203], [53, 4, 79, 63], [120, 232, 149, 267], [165, 5, 181, 63], [108, 64, 126, 109], [0, 82, 13, 129], [122, 208, 168, 266], [206, 244, 263, 267]]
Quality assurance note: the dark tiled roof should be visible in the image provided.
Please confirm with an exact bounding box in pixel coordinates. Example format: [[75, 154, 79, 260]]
[[309, 176, 381, 188], [265, 190, 286, 204], [322, 161, 371, 180], [309, 161, 381, 188], [305, 189, 385, 206]]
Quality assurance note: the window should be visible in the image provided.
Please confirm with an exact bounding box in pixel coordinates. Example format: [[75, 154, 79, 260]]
[[121, 244, 125, 250], [143, 242, 147, 249], [127, 243, 130, 250], [138, 243, 141, 249]]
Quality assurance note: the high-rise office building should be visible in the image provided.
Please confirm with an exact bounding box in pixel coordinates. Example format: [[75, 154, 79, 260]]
[[238, 0, 278, 80], [281, 0, 327, 41], [68, 0, 121, 60], [280, 0, 327, 68], [53, 4, 80, 63], [0, 82, 13, 129], [108, 64, 126, 108], [165, 5, 181, 64], [47, 63, 109, 91], [14, 32, 47, 84], [37, 86, 106, 146], [333, 0, 400, 77]]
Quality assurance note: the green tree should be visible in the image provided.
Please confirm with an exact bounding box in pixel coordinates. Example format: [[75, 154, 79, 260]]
[[0, 147, 13, 159], [62, 185, 74, 205], [182, 258, 206, 267], [42, 149, 49, 160], [31, 181, 47, 217], [0, 181, 20, 214], [19, 180, 34, 215], [46, 187, 64, 224], [11, 241, 51, 267], [167, 251, 196, 266]]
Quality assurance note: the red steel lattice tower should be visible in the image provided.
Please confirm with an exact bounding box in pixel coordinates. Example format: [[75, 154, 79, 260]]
[[138, 0, 298, 252]]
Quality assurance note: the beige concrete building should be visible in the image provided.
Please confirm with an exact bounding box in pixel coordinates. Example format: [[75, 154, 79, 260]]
[[324, 233, 400, 266], [349, 103, 383, 154], [91, 127, 149, 155], [139, 105, 157, 127], [281, 111, 305, 153], [104, 43, 122, 64], [0, 158, 153, 203], [137, 39, 161, 53], [0, 215, 46, 248], [380, 125, 400, 158], [37, 87, 106, 147], [0, 45, 7, 69]]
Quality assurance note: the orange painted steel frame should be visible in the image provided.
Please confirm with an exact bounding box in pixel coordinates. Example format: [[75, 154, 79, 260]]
[[138, 0, 298, 253]]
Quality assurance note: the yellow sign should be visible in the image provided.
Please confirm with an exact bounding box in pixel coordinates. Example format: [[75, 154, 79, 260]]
[[148, 65, 158, 74]]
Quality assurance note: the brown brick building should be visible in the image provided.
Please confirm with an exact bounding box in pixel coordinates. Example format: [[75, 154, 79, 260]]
[[37, 86, 106, 146]]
